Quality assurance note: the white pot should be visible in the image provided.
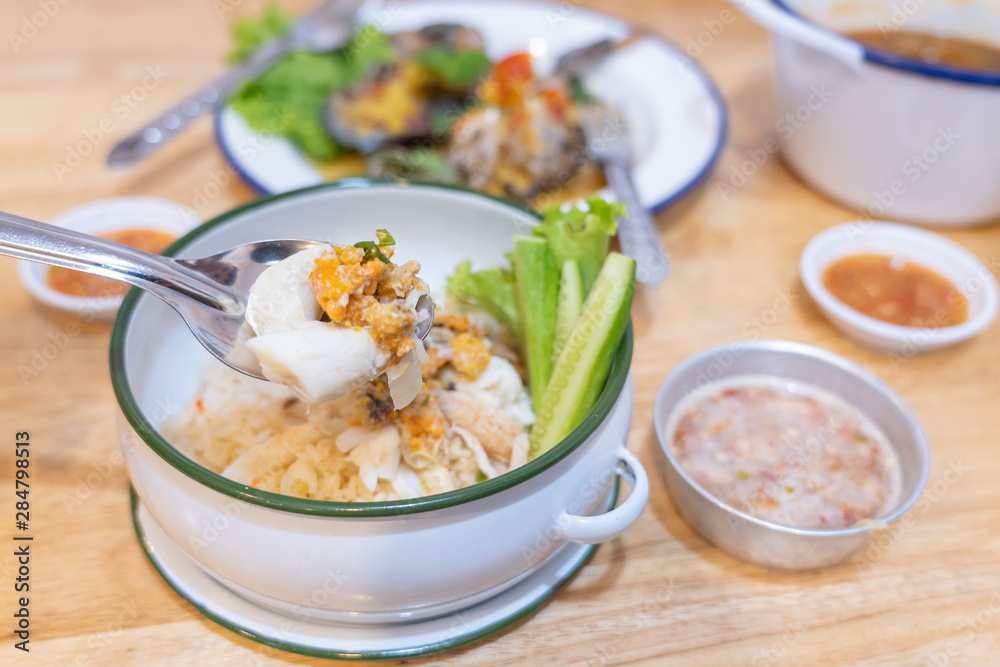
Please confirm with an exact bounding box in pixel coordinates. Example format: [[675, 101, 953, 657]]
[[733, 0, 1000, 226], [111, 181, 647, 624]]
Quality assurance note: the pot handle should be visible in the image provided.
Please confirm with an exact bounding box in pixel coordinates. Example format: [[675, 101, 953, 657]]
[[731, 0, 865, 72], [555, 448, 649, 544]]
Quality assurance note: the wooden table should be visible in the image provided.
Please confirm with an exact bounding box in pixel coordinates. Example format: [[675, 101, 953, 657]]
[[2, 0, 999, 664]]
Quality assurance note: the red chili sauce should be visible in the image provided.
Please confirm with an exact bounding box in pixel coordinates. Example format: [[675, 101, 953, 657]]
[[47, 228, 176, 298], [822, 253, 968, 328]]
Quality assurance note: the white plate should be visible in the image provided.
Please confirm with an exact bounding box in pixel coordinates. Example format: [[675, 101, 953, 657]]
[[800, 221, 999, 354], [214, 0, 726, 211], [132, 488, 609, 660]]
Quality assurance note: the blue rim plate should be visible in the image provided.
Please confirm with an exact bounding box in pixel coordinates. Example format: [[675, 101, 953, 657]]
[[213, 0, 727, 213], [772, 0, 1000, 86]]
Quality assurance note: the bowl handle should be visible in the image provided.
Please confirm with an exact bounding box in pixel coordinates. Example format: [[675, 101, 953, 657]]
[[555, 448, 649, 544], [730, 0, 865, 73]]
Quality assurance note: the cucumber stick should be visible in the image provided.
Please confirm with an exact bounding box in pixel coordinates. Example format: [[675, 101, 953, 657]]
[[552, 260, 583, 363], [513, 236, 560, 413], [529, 252, 635, 459]]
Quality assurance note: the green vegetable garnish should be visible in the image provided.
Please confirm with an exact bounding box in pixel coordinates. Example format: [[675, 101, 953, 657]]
[[416, 46, 492, 91], [446, 262, 521, 341], [552, 259, 583, 363], [568, 76, 596, 104], [354, 228, 396, 263], [513, 236, 560, 413], [410, 149, 459, 181], [446, 195, 624, 361], [444, 196, 633, 459], [375, 229, 394, 246], [227, 3, 293, 65], [230, 51, 350, 160], [373, 148, 460, 183], [534, 196, 624, 294], [342, 27, 397, 80], [529, 252, 635, 458], [227, 8, 398, 161], [430, 108, 457, 138]]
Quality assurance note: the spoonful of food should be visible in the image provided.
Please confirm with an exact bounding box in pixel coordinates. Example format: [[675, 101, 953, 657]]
[[0, 211, 434, 400]]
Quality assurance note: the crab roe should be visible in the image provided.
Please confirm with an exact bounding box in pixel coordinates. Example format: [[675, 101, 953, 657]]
[[309, 244, 422, 357]]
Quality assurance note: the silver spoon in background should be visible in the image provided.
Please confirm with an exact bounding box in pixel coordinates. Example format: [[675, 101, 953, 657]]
[[579, 103, 670, 285], [105, 0, 367, 169], [0, 210, 434, 380]]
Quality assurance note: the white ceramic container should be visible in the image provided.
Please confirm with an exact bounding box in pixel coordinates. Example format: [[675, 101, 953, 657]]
[[733, 0, 1000, 226], [800, 221, 999, 353], [111, 180, 647, 625]]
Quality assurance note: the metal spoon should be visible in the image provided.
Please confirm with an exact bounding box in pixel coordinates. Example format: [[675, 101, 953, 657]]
[[0, 210, 434, 379], [579, 103, 670, 285], [105, 0, 366, 169]]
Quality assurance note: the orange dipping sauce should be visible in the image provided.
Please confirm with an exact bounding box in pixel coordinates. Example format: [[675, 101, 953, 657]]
[[822, 253, 968, 328], [46, 228, 176, 298]]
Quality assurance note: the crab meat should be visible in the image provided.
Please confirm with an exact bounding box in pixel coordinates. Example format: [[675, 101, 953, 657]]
[[435, 389, 525, 463]]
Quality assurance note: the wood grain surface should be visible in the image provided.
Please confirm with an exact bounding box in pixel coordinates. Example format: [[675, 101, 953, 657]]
[[2, 0, 999, 665]]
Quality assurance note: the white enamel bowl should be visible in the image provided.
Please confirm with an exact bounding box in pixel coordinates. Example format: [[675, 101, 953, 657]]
[[734, 0, 1000, 226], [17, 197, 199, 321], [110, 180, 646, 626], [800, 222, 999, 353]]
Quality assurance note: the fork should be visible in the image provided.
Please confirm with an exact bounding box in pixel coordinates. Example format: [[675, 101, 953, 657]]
[[580, 103, 670, 285], [106, 0, 366, 169]]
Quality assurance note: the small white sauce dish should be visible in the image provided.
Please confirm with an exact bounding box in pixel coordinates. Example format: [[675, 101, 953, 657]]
[[17, 196, 199, 322], [800, 221, 999, 354]]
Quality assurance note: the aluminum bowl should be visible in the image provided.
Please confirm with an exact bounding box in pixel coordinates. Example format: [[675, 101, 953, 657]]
[[653, 340, 930, 569]]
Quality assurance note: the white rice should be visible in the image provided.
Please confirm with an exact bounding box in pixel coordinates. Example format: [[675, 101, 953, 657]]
[[161, 362, 503, 502]]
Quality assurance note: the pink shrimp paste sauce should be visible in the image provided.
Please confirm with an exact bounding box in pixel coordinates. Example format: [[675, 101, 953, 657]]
[[668, 375, 901, 530]]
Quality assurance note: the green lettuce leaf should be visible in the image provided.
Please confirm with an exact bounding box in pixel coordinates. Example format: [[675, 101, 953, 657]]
[[227, 10, 399, 161], [446, 261, 521, 341], [227, 4, 293, 65], [344, 28, 397, 79], [368, 147, 460, 183], [415, 47, 491, 91], [568, 75, 596, 104], [230, 50, 348, 160], [534, 196, 624, 292]]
